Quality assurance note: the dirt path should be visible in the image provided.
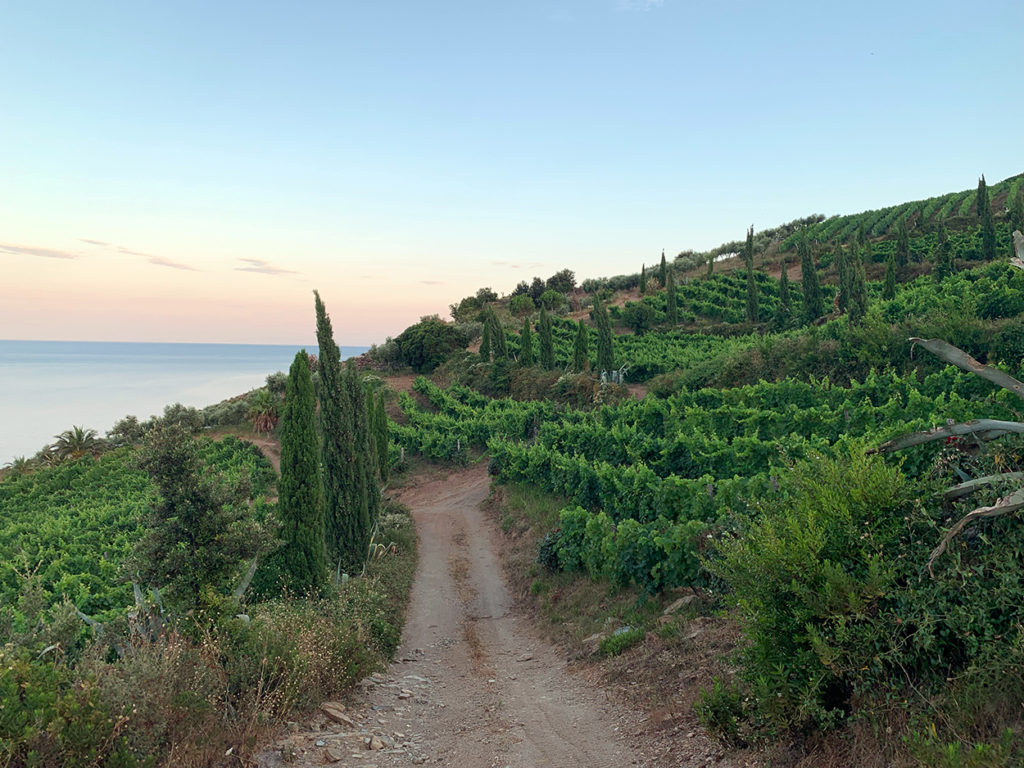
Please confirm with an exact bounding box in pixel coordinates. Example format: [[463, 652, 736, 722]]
[[256, 464, 649, 767]]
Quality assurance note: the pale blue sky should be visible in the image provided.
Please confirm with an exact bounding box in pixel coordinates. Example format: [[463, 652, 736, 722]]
[[2, 1, 1021, 344]]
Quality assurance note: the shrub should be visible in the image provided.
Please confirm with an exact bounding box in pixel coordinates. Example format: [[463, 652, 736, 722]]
[[598, 626, 645, 656], [509, 294, 535, 316], [707, 447, 911, 735], [394, 316, 465, 373]]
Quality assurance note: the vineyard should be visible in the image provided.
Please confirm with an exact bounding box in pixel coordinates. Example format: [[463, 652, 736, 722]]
[[0, 436, 275, 623], [392, 368, 1017, 594]]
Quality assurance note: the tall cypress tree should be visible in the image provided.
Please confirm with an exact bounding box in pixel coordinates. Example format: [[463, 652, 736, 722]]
[[883, 255, 897, 299], [341, 360, 377, 572], [639, 265, 647, 294], [863, 233, 874, 266], [665, 268, 678, 325], [895, 217, 910, 267], [978, 175, 996, 261], [487, 307, 508, 360], [276, 349, 326, 594], [849, 255, 868, 324], [479, 319, 491, 361], [744, 225, 758, 323], [538, 306, 554, 370], [373, 392, 389, 484], [593, 298, 614, 373], [934, 221, 954, 281], [659, 250, 667, 288], [836, 247, 851, 312], [777, 259, 792, 327], [706, 252, 714, 277], [799, 235, 824, 322], [572, 321, 589, 372], [519, 317, 535, 366], [314, 291, 353, 570]]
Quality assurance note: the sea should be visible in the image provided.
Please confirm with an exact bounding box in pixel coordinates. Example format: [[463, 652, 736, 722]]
[[0, 340, 369, 464]]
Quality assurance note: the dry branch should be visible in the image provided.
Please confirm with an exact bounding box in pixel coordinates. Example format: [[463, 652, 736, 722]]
[[868, 419, 1024, 454], [909, 337, 1024, 402], [942, 472, 1024, 501], [928, 488, 1024, 576]]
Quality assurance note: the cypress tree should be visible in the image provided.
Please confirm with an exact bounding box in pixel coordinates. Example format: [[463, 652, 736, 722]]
[[342, 360, 377, 571], [373, 392, 389, 484], [593, 298, 614, 373], [895, 217, 910, 267], [519, 317, 535, 366], [849, 255, 868, 325], [706, 252, 714, 277], [665, 268, 678, 325], [836, 246, 851, 312], [487, 307, 508, 360], [276, 349, 326, 594], [639, 265, 647, 294], [314, 291, 355, 571], [1010, 185, 1024, 234], [744, 225, 758, 323], [934, 221, 954, 281], [883, 255, 897, 299], [538, 306, 554, 370], [799, 235, 824, 323], [863, 233, 874, 266], [978, 175, 996, 261], [659, 250, 667, 288], [777, 259, 792, 327], [572, 321, 589, 372], [479, 318, 491, 361]]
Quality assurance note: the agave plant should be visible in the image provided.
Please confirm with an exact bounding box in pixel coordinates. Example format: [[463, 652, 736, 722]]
[[871, 229, 1024, 575], [51, 426, 103, 462]]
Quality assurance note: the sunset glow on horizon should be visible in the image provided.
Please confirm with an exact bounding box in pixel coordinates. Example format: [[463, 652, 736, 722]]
[[3, 1, 1022, 346]]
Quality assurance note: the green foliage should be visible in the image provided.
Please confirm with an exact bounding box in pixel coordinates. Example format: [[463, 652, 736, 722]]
[[538, 306, 555, 370], [479, 318, 491, 361], [744, 226, 758, 323], [546, 268, 576, 294], [977, 175, 996, 262], [659, 251, 667, 288], [394, 315, 464, 373], [696, 679, 747, 747], [131, 424, 272, 616], [665, 268, 678, 325], [622, 300, 655, 335], [708, 448, 910, 734], [775, 259, 792, 329], [519, 317, 535, 366], [271, 350, 326, 596], [799, 235, 825, 322], [539, 288, 565, 311], [933, 221, 955, 281], [639, 264, 647, 293], [1009, 183, 1024, 233], [848, 253, 868, 324], [572, 321, 589, 373], [598, 626, 645, 656], [509, 293, 535, 317], [895, 215, 910, 267], [593, 298, 614, 372]]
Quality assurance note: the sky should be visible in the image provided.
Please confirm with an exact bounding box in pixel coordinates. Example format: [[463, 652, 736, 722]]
[[2, 0, 1022, 346]]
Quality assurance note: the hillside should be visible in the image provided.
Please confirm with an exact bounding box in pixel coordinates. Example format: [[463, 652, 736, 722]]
[[365, 173, 1024, 766], [4, 173, 1024, 768]]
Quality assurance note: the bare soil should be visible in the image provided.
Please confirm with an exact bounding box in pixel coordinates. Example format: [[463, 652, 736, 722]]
[[255, 465, 660, 767]]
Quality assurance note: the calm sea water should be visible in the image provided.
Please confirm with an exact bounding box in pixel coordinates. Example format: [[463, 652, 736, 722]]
[[0, 340, 368, 463]]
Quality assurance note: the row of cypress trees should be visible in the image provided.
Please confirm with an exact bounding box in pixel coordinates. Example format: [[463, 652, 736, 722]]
[[272, 292, 386, 595], [482, 301, 615, 375]]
